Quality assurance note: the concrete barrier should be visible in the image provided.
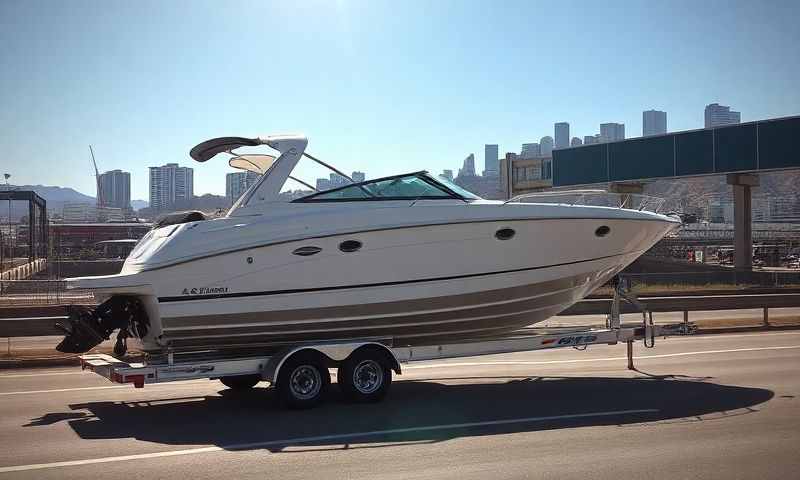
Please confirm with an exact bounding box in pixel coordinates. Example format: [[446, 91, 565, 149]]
[[0, 259, 46, 281]]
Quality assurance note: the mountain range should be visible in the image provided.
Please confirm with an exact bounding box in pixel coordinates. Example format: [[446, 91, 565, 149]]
[[0, 184, 148, 216]]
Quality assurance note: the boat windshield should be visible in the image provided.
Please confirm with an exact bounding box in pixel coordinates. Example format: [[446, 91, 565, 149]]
[[428, 173, 482, 200], [294, 172, 478, 202]]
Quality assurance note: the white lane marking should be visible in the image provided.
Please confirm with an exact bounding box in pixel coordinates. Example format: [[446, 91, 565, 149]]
[[661, 331, 800, 340], [0, 380, 209, 397], [406, 345, 800, 370], [0, 408, 658, 473], [0, 371, 89, 379]]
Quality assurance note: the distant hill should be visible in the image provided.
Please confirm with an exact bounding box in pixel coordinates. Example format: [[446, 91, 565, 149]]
[[0, 184, 95, 219], [1, 184, 95, 204]]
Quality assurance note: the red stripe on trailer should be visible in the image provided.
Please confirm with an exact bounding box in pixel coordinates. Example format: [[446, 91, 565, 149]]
[[112, 372, 145, 388]]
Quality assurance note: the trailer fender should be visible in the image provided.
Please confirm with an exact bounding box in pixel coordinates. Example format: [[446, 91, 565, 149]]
[[262, 342, 401, 383]]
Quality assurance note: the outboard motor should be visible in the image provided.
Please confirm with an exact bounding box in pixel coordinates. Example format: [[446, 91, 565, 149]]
[[55, 296, 149, 356]]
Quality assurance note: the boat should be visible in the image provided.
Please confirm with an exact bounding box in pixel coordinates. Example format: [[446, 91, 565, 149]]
[[56, 134, 680, 355]]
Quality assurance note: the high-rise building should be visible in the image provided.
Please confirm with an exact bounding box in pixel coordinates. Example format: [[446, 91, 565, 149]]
[[458, 154, 476, 177], [484, 144, 499, 176], [643, 110, 667, 136], [554, 122, 570, 149], [98, 169, 131, 209], [520, 143, 540, 158], [329, 173, 349, 188], [352, 171, 366, 183], [149, 163, 194, 211], [539, 136, 554, 156], [316, 178, 331, 191], [704, 103, 741, 128], [584, 135, 600, 145], [441, 169, 453, 181], [226, 171, 259, 203], [570, 137, 583, 147], [599, 123, 625, 143]]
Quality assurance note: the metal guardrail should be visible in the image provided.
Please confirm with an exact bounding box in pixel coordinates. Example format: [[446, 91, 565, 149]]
[[1, 292, 798, 338], [621, 271, 800, 288], [562, 292, 800, 315], [0, 280, 95, 307]]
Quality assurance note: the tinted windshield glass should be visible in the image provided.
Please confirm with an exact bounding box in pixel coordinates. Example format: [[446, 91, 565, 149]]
[[428, 173, 482, 200], [298, 174, 454, 201]]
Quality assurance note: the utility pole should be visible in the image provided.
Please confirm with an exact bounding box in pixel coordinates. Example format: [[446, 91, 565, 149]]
[[3, 173, 9, 272]]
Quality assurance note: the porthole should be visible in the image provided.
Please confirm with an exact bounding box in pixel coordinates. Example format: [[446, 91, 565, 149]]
[[495, 228, 515, 240], [595, 226, 610, 237], [292, 246, 322, 256], [339, 240, 362, 253]]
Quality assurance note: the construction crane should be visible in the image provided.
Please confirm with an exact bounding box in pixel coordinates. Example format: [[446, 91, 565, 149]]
[[89, 145, 103, 207]]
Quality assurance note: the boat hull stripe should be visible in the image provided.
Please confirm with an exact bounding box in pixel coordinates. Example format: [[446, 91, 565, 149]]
[[158, 252, 633, 303]]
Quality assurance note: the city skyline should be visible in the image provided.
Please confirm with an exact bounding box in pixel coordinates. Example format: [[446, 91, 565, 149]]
[[2, 1, 798, 199]]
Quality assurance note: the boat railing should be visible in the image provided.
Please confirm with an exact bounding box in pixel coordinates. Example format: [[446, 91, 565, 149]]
[[504, 189, 666, 214]]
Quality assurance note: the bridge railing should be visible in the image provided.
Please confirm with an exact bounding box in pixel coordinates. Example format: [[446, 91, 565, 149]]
[[0, 280, 95, 307], [620, 271, 800, 289]]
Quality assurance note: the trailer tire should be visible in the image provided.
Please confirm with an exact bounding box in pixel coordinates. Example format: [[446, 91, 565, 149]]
[[275, 351, 330, 409], [219, 374, 261, 390], [338, 347, 393, 403]]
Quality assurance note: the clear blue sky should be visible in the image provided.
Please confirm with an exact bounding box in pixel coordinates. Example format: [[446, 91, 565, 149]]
[[1, 0, 798, 200]]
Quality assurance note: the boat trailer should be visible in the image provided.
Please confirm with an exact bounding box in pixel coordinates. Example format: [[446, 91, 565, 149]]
[[79, 280, 696, 408]]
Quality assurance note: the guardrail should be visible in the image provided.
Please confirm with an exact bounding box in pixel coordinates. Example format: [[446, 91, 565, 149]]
[[622, 271, 800, 288], [1, 292, 798, 338], [0, 280, 95, 307]]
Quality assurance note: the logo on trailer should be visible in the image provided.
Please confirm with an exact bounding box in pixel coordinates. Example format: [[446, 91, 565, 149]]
[[556, 335, 598, 346]]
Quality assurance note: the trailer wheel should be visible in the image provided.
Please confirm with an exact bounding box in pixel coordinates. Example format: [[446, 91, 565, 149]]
[[275, 351, 330, 409], [219, 374, 261, 390], [338, 348, 393, 403]]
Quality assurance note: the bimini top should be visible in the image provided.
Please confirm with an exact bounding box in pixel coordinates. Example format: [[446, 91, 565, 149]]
[[228, 154, 277, 175]]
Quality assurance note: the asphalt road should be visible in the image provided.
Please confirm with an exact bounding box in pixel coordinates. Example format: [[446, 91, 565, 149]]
[[0, 331, 798, 479]]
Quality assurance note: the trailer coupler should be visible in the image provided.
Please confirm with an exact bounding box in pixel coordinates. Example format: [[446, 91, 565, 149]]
[[55, 296, 149, 355]]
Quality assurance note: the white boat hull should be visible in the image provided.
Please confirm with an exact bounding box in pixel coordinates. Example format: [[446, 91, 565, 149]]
[[84, 216, 673, 352]]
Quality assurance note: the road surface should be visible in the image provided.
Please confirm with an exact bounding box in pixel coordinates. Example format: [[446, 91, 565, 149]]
[[1, 331, 798, 479]]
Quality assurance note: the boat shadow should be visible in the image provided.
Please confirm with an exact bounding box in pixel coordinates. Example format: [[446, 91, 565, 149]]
[[27, 375, 773, 453]]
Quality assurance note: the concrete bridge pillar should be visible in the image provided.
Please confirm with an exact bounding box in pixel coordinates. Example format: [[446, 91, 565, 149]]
[[727, 173, 759, 271]]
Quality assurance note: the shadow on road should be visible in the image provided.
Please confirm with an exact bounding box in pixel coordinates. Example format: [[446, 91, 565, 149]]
[[26, 375, 773, 453]]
